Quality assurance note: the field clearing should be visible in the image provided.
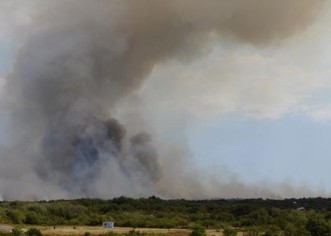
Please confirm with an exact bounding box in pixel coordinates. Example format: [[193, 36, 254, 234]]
[[13, 226, 245, 236], [28, 226, 191, 236], [0, 225, 246, 236]]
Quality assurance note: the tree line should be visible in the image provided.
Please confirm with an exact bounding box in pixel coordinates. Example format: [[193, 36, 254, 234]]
[[1, 197, 331, 235]]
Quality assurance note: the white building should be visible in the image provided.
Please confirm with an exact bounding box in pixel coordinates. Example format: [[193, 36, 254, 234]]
[[103, 222, 114, 228]]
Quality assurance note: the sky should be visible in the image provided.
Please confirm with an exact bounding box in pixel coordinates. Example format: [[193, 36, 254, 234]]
[[132, 3, 331, 195], [1, 1, 331, 199]]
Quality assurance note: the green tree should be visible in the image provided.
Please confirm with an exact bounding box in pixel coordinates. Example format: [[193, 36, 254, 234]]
[[306, 217, 331, 236], [25, 212, 41, 225], [262, 225, 282, 236], [5, 210, 23, 224], [284, 224, 311, 236]]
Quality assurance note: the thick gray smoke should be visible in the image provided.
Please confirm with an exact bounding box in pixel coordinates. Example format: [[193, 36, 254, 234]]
[[0, 0, 325, 200]]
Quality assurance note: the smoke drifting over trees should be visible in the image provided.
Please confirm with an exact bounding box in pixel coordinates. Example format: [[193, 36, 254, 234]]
[[0, 0, 326, 200]]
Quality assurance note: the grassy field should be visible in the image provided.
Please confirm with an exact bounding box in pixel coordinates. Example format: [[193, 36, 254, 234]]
[[1, 226, 245, 236], [37, 227, 246, 236], [25, 226, 190, 236]]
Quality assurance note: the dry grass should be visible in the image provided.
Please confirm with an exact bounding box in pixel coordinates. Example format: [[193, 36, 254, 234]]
[[25, 226, 191, 236], [1, 225, 245, 236]]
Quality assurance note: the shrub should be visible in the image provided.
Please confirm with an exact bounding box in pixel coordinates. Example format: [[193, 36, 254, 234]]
[[11, 228, 23, 236], [223, 228, 237, 236], [189, 225, 206, 236], [25, 228, 43, 236]]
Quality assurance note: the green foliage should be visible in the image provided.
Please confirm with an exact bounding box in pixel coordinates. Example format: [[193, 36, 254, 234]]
[[0, 232, 12, 236], [189, 225, 206, 236], [306, 216, 331, 236], [5, 210, 23, 224], [25, 228, 43, 236], [283, 223, 311, 236], [0, 234, 9, 236], [127, 230, 146, 236], [2, 197, 331, 235], [25, 212, 41, 225], [262, 225, 281, 236], [0, 228, 43, 236], [243, 229, 259, 236], [223, 227, 237, 236], [102, 232, 120, 236], [11, 228, 23, 236]]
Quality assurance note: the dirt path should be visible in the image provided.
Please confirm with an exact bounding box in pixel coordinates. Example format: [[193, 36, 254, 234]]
[[0, 225, 13, 232]]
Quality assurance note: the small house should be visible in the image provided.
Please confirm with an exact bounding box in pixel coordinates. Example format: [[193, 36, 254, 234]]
[[103, 221, 114, 228]]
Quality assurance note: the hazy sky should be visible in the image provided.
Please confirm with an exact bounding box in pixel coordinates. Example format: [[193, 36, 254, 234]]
[[126, 2, 331, 194], [1, 1, 331, 199]]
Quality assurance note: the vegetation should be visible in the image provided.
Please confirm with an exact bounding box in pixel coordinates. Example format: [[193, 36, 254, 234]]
[[189, 225, 206, 236], [0, 228, 42, 236], [222, 228, 237, 236], [1, 197, 331, 235]]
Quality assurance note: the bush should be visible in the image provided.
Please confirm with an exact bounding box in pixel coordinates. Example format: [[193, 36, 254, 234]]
[[11, 228, 23, 236], [189, 225, 206, 236], [126, 230, 148, 236], [25, 228, 43, 236], [25, 212, 41, 225], [5, 210, 23, 224], [0, 232, 12, 236], [223, 228, 237, 236], [243, 230, 259, 236], [102, 232, 120, 236]]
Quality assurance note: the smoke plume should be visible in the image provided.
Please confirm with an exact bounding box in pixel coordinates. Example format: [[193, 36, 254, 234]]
[[0, 0, 325, 200]]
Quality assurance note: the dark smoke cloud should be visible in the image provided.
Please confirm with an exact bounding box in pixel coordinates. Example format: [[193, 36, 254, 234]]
[[0, 0, 325, 200]]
